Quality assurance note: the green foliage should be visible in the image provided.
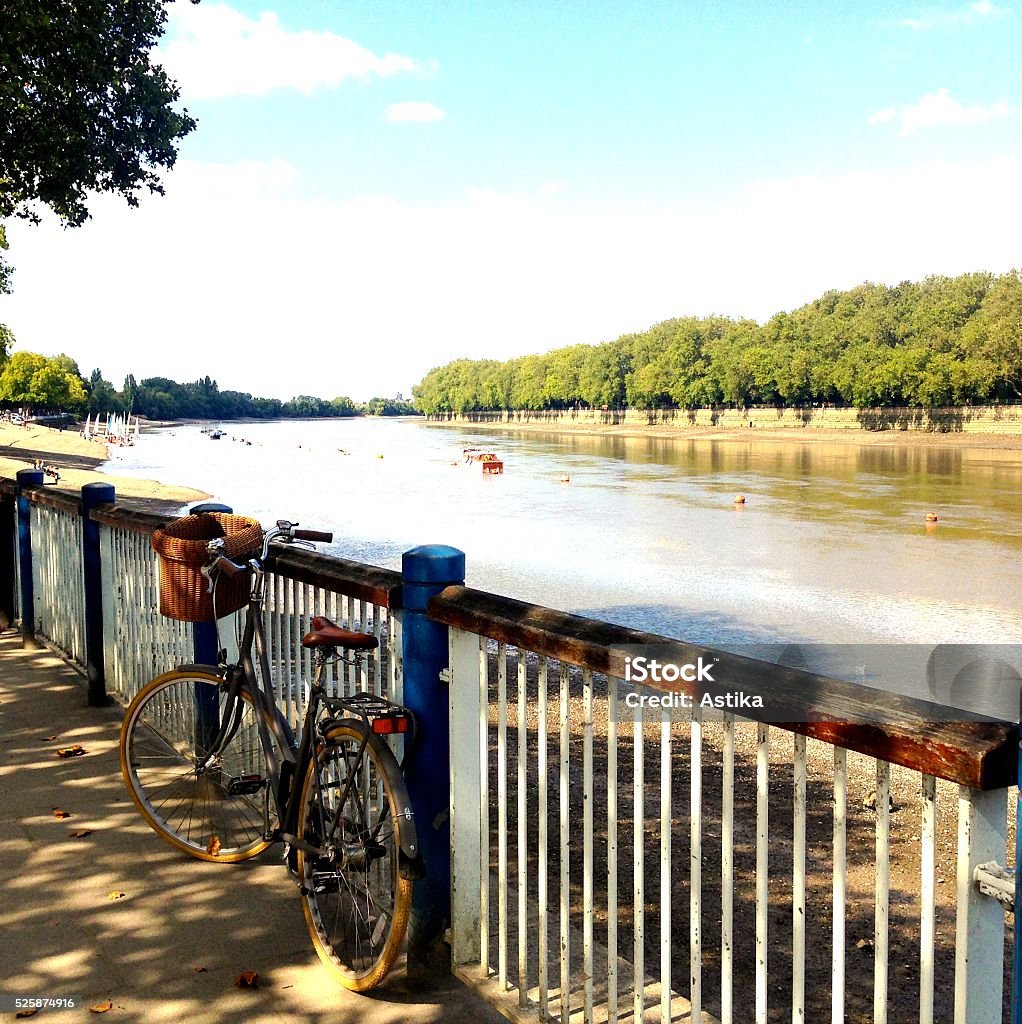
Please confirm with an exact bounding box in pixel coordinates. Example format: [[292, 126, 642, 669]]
[[0, 0, 196, 227], [0, 350, 87, 411], [0, 224, 11, 296], [0, 226, 12, 367], [413, 272, 1022, 413], [86, 369, 124, 415], [363, 397, 419, 416]]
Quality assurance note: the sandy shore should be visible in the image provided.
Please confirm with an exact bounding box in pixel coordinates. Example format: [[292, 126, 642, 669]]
[[426, 417, 1022, 452], [0, 422, 209, 512]]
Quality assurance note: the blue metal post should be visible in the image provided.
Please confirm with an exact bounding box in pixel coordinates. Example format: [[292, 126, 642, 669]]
[[0, 488, 15, 631], [15, 468, 44, 649], [189, 502, 233, 752], [401, 544, 465, 976], [1014, 689, 1022, 1023], [189, 502, 233, 665], [81, 483, 115, 705]]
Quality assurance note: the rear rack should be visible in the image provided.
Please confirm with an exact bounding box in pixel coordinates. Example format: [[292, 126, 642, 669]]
[[325, 692, 413, 736]]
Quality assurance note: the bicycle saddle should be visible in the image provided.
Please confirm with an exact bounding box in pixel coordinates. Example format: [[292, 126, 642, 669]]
[[301, 615, 379, 651]]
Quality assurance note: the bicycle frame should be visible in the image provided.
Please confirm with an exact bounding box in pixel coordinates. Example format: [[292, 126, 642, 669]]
[[194, 555, 419, 867], [196, 559, 313, 838]]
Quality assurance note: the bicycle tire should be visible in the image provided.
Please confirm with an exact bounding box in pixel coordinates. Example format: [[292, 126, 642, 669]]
[[296, 721, 413, 991], [120, 669, 272, 862]]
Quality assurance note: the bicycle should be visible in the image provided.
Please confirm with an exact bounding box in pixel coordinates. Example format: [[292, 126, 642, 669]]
[[118, 520, 423, 991]]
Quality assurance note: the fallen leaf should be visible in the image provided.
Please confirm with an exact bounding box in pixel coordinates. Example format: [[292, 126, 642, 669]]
[[15, 1010, 39, 1019], [235, 971, 259, 989], [193, 966, 208, 973], [89, 1000, 113, 1014], [206, 835, 221, 857], [41, 735, 59, 742], [52, 808, 72, 819], [70, 828, 94, 838], [107, 890, 127, 901], [56, 745, 86, 758]]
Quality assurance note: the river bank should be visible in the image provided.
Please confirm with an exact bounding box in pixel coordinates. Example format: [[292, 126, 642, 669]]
[[0, 422, 209, 512], [424, 416, 1022, 451]]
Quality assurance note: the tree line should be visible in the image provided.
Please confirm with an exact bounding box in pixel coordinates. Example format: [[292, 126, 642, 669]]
[[413, 272, 1022, 414], [0, 352, 418, 420]]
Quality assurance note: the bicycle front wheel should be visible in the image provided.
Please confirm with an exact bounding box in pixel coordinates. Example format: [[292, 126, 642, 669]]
[[297, 722, 413, 991], [120, 669, 272, 862]]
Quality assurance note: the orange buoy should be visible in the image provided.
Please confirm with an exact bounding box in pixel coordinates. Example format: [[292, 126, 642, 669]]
[[734, 494, 746, 504], [925, 512, 938, 522]]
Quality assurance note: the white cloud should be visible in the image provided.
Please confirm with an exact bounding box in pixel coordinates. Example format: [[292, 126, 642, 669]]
[[868, 107, 898, 125], [898, 0, 1009, 30], [868, 89, 1010, 134], [160, 3, 421, 99], [384, 102, 446, 123], [538, 181, 568, 196], [4, 158, 1022, 401]]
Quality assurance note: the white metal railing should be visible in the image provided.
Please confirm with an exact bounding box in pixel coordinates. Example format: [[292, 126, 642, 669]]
[[445, 625, 1015, 1024], [262, 569, 401, 735], [99, 520, 193, 700], [30, 500, 86, 664], [94, 517, 401, 731], [8, 498, 401, 742], [6, 486, 1016, 1024]]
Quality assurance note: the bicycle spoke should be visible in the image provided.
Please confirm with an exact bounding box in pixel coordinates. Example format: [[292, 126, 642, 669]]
[[121, 673, 271, 861], [298, 724, 412, 989]]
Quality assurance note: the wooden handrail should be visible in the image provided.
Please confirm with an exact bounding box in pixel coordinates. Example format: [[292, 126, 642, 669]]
[[428, 584, 1018, 790], [88, 505, 172, 534], [20, 486, 83, 515], [265, 544, 402, 609], [86, 504, 402, 608]]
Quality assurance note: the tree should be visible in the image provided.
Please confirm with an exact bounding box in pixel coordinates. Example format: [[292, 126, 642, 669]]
[[122, 374, 139, 412], [0, 350, 87, 412], [87, 368, 122, 414], [0, 224, 11, 295], [0, 1, 197, 228], [0, 225, 12, 367]]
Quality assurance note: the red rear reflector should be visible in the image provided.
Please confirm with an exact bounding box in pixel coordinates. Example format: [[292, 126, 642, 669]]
[[372, 716, 408, 735]]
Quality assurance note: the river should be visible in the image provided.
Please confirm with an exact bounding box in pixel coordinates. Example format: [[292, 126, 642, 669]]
[[102, 417, 1022, 717]]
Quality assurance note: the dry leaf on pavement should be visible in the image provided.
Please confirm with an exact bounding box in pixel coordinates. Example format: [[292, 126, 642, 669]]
[[89, 999, 113, 1014], [56, 745, 86, 758], [52, 808, 72, 819], [235, 971, 259, 989], [70, 828, 93, 838], [15, 1009, 39, 1019], [206, 835, 221, 857], [106, 891, 126, 901]]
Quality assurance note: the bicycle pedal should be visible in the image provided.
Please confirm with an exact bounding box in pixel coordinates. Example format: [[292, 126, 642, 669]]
[[228, 774, 266, 796]]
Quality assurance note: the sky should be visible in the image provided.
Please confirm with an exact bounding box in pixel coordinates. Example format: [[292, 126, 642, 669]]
[[3, 0, 1022, 402]]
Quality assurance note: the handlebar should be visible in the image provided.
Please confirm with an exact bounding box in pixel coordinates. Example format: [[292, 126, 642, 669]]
[[202, 519, 333, 586], [293, 529, 333, 542]]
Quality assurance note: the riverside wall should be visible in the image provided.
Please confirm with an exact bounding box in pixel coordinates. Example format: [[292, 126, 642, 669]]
[[428, 404, 1022, 434]]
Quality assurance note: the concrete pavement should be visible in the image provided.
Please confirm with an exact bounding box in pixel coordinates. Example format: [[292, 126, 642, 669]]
[[0, 631, 505, 1024]]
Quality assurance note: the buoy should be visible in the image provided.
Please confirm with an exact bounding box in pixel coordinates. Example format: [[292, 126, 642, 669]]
[[925, 512, 938, 522], [734, 494, 746, 504]]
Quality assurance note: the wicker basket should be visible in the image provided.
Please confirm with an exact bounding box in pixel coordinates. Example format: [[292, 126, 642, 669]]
[[151, 513, 263, 622]]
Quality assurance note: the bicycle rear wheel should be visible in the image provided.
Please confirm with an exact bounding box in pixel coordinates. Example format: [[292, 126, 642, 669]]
[[120, 669, 272, 862], [297, 721, 412, 991]]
